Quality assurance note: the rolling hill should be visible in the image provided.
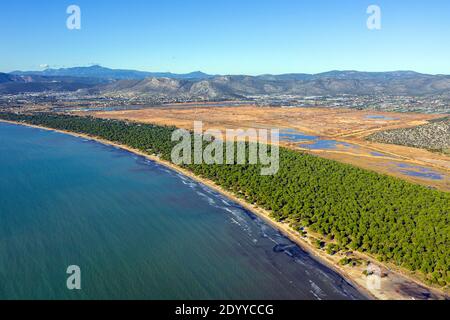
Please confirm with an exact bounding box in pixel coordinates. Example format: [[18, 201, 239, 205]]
[[0, 72, 107, 94], [93, 73, 450, 100], [4, 67, 450, 99], [11, 65, 214, 80]]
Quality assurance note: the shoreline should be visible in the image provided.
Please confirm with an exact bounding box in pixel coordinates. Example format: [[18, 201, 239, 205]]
[[1, 119, 447, 300]]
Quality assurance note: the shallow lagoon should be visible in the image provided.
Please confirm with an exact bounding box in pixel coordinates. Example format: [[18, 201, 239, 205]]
[[299, 140, 359, 151], [392, 163, 444, 181], [365, 115, 397, 121], [280, 129, 318, 142]]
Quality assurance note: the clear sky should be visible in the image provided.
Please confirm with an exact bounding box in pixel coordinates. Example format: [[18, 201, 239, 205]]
[[1, 0, 449, 75]]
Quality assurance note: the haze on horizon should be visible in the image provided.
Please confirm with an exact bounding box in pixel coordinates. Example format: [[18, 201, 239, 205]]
[[8, 64, 450, 78], [1, 0, 450, 75]]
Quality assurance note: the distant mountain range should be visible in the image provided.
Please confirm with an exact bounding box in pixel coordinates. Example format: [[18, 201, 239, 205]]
[[11, 65, 214, 80], [0, 72, 107, 94], [92, 71, 450, 100], [2, 66, 450, 99], [9, 65, 444, 82]]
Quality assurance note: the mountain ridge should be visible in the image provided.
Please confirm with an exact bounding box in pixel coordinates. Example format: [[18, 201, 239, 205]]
[[3, 67, 450, 98], [92, 73, 450, 99], [10, 65, 448, 81], [0, 72, 108, 94], [10, 65, 214, 80]]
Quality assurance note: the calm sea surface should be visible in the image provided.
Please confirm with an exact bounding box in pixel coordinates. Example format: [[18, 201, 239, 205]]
[[0, 122, 366, 300]]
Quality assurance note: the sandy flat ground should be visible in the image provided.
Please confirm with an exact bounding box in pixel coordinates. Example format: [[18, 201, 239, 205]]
[[88, 105, 436, 136], [88, 106, 450, 191]]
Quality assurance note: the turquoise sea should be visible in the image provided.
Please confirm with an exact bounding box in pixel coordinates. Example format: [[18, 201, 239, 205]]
[[0, 122, 366, 300]]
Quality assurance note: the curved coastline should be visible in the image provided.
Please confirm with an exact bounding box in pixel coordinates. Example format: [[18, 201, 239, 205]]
[[1, 119, 446, 300]]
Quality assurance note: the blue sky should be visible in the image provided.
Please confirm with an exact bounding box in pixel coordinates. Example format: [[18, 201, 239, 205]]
[[1, 0, 449, 74]]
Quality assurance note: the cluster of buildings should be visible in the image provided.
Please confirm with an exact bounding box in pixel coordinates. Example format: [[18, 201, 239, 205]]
[[1, 91, 448, 114], [249, 94, 450, 114], [0, 91, 210, 112]]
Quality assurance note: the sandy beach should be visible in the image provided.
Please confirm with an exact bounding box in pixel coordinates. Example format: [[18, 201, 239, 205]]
[[1, 119, 447, 300]]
